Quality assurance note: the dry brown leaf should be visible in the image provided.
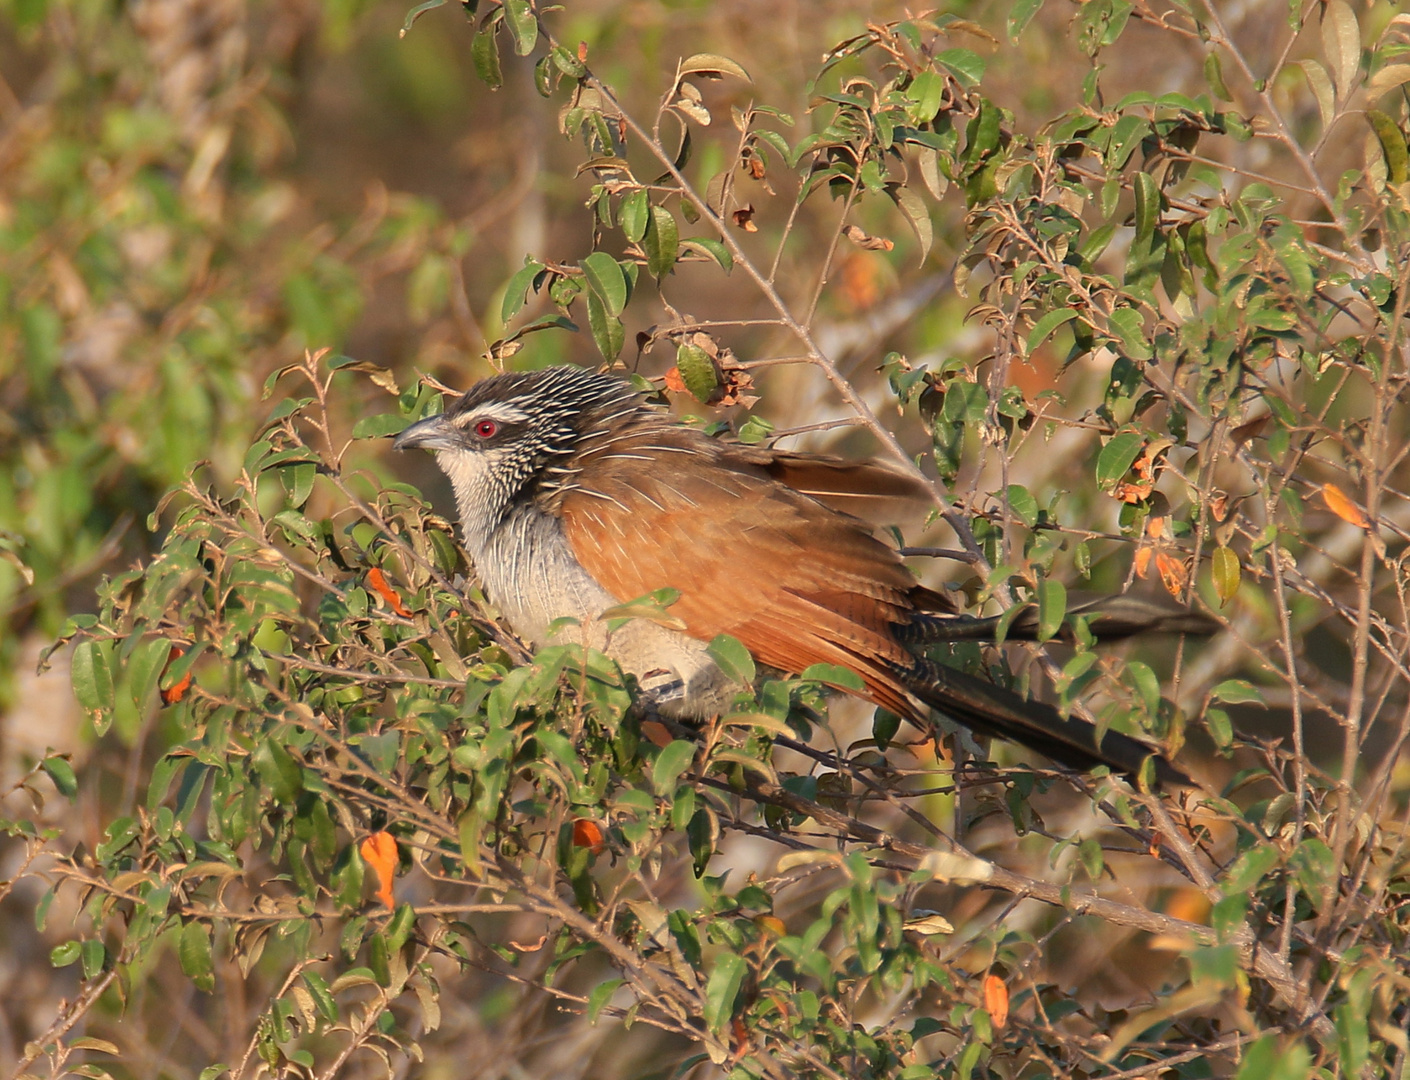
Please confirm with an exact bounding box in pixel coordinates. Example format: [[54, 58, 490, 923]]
[[1229, 413, 1269, 449], [360, 831, 398, 909], [1322, 483, 1371, 529], [733, 205, 758, 232], [160, 646, 192, 705], [842, 224, 895, 251], [1134, 546, 1154, 579], [1155, 551, 1188, 597], [572, 818, 606, 853], [984, 973, 1009, 1028], [367, 567, 411, 617]]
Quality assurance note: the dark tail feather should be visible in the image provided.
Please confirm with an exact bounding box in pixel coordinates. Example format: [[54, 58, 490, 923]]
[[902, 659, 1191, 788], [901, 594, 1219, 645]]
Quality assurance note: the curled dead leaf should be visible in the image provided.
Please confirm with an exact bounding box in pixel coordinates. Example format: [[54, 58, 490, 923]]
[[1154, 551, 1188, 597], [842, 224, 895, 251], [367, 567, 412, 617], [360, 831, 398, 909], [732, 205, 758, 232]]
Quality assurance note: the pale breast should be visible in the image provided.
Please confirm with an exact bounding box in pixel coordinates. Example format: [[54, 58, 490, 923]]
[[472, 503, 740, 718]]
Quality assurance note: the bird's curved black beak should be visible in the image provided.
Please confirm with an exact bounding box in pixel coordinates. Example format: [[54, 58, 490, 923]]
[[393, 414, 458, 452]]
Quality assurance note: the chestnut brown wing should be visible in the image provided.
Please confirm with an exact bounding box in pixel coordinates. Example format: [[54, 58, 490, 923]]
[[557, 434, 925, 717]]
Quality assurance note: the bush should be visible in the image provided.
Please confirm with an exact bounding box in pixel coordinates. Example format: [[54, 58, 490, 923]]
[[5, 1, 1410, 1077]]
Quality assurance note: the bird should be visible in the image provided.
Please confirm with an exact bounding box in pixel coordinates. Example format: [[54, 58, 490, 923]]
[[393, 365, 1212, 786]]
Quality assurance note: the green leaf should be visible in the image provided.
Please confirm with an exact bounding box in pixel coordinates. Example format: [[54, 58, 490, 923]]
[[42, 756, 78, 798], [680, 237, 732, 273], [1221, 843, 1281, 895], [702, 951, 746, 1033], [1126, 660, 1161, 717], [50, 940, 81, 967], [1211, 546, 1240, 605], [1036, 578, 1066, 642], [1007, 0, 1045, 41], [652, 740, 696, 796], [1095, 431, 1145, 487], [180, 920, 215, 992], [501, 259, 544, 323], [935, 49, 985, 89], [675, 343, 718, 402], [470, 19, 504, 90], [502, 0, 537, 56], [906, 71, 944, 124], [585, 291, 624, 361], [587, 978, 625, 1023], [303, 971, 339, 1021], [1026, 308, 1080, 354], [1005, 485, 1038, 528], [1212, 679, 1265, 705], [352, 414, 409, 440], [81, 938, 106, 979], [253, 738, 303, 804], [71, 640, 113, 713], [1206, 707, 1232, 749], [385, 902, 417, 953], [1289, 838, 1337, 906], [581, 252, 628, 317], [1132, 171, 1160, 244], [801, 663, 866, 692], [126, 636, 172, 713], [619, 189, 649, 243], [643, 205, 679, 279], [1233, 1034, 1311, 1080], [1203, 51, 1232, 100], [1367, 109, 1409, 185], [1107, 306, 1151, 360], [400, 0, 447, 37], [708, 634, 756, 685], [550, 44, 586, 78]]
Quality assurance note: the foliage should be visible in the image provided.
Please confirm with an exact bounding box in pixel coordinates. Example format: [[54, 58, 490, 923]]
[[5, 0, 1410, 1078]]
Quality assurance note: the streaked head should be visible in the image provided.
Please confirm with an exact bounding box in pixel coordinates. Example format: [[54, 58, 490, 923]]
[[393, 366, 642, 539]]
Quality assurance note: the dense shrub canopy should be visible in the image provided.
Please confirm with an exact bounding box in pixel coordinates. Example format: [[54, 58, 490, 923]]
[[3, 1, 1410, 1078]]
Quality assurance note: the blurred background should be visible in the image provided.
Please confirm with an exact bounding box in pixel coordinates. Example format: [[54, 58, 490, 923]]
[[0, 0, 1379, 1074]]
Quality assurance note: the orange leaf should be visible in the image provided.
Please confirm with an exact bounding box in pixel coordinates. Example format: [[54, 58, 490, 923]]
[[360, 831, 399, 909], [1322, 483, 1370, 529], [983, 973, 1009, 1027], [730, 1016, 751, 1065], [572, 818, 606, 854], [160, 646, 192, 705], [1154, 551, 1188, 597], [663, 366, 688, 393], [1134, 546, 1154, 579], [367, 568, 411, 617]]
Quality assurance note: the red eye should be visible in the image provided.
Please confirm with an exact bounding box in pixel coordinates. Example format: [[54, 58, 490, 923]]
[[473, 419, 499, 439]]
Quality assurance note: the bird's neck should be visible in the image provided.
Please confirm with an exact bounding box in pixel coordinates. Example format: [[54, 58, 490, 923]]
[[436, 448, 517, 555]]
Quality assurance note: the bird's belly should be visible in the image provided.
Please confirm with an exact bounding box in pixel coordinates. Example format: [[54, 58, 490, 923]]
[[474, 508, 739, 717]]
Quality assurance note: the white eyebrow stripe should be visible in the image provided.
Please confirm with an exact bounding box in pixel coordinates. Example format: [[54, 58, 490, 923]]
[[455, 403, 530, 425]]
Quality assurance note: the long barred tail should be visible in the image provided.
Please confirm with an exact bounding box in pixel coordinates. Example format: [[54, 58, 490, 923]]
[[899, 594, 1218, 646], [901, 658, 1191, 789]]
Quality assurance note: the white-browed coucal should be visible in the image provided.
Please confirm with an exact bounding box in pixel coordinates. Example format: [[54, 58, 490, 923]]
[[394, 365, 1211, 785]]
